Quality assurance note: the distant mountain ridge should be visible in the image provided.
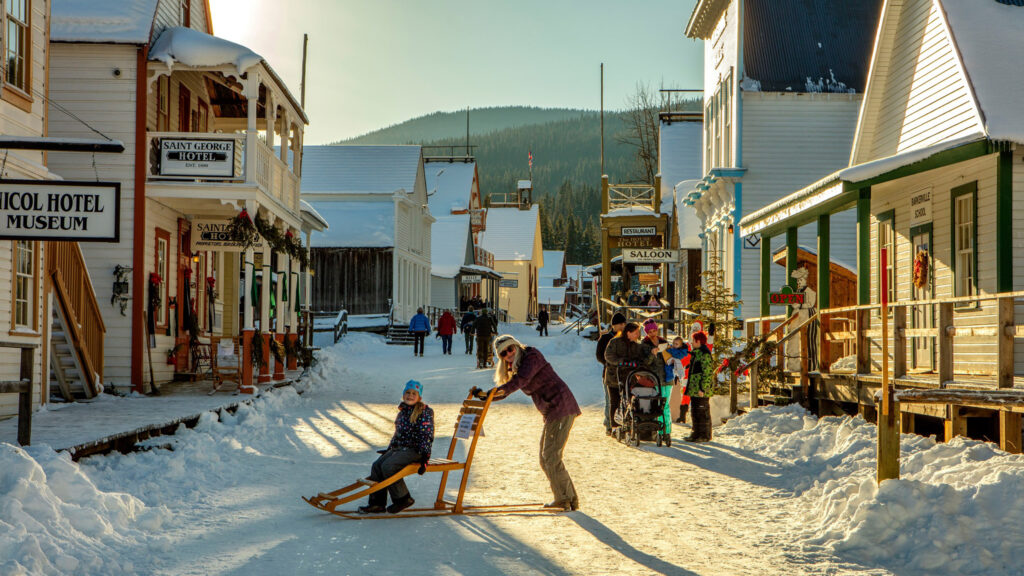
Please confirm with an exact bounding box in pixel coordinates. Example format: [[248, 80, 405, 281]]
[[337, 106, 600, 146]]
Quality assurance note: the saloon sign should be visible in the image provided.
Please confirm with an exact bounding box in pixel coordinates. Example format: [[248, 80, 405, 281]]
[[622, 248, 679, 263], [159, 138, 235, 178], [0, 180, 120, 241]]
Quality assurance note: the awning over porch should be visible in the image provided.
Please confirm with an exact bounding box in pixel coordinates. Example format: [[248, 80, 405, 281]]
[[460, 264, 502, 280]]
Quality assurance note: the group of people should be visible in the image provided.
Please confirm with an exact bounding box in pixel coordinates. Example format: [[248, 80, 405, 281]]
[[595, 312, 715, 443], [624, 290, 661, 309], [406, 306, 498, 368], [360, 332, 581, 515]]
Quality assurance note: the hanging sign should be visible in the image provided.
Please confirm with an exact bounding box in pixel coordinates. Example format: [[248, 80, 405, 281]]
[[191, 218, 266, 252], [0, 180, 120, 241], [634, 265, 655, 273], [499, 279, 518, 288], [622, 248, 679, 263], [769, 285, 805, 306], [158, 138, 235, 178], [461, 274, 482, 284], [638, 273, 660, 284], [611, 235, 661, 248], [909, 187, 932, 227], [621, 226, 657, 236]]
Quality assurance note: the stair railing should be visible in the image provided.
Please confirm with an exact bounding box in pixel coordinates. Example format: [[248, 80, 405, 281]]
[[46, 241, 105, 393]]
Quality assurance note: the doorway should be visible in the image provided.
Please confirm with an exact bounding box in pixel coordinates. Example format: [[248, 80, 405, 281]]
[[909, 223, 934, 371]]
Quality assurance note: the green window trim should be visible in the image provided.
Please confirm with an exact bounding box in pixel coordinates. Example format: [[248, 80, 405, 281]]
[[950, 181, 979, 307]]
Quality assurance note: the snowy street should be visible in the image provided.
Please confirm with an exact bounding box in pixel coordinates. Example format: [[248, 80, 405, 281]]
[[3, 327, 1022, 575]]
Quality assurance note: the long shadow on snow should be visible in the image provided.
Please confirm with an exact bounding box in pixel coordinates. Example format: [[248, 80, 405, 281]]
[[651, 441, 791, 490], [567, 513, 699, 576]]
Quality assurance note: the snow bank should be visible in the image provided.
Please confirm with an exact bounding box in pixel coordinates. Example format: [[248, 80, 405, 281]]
[[0, 444, 170, 575], [720, 405, 1024, 574]]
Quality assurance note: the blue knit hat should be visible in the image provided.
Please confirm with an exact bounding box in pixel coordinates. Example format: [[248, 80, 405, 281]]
[[403, 380, 423, 396]]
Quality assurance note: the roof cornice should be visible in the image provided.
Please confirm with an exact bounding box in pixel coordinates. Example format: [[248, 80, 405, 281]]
[[685, 0, 730, 39]]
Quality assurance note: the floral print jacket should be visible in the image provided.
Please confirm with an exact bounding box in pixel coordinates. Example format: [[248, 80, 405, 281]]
[[388, 402, 434, 459]]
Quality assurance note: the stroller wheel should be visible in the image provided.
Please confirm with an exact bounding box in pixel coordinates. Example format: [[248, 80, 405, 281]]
[[631, 432, 640, 447], [665, 435, 672, 448], [656, 435, 663, 447]]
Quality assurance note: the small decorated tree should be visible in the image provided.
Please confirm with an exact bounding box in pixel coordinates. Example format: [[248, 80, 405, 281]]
[[688, 251, 745, 394]]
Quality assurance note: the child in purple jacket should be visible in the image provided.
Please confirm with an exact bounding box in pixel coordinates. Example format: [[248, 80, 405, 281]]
[[358, 380, 434, 514]]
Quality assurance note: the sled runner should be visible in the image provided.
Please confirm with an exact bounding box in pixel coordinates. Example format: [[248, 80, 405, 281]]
[[304, 389, 558, 519]]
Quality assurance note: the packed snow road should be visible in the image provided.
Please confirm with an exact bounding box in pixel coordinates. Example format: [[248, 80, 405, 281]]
[[4, 325, 1023, 575]]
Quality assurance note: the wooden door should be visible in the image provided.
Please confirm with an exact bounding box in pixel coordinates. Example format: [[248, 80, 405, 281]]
[[910, 223, 934, 371]]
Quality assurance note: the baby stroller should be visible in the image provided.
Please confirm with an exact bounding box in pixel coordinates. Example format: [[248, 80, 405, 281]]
[[615, 368, 671, 447]]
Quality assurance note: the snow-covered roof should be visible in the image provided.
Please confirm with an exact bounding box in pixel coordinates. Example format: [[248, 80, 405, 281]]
[[479, 205, 540, 262], [940, 0, 1024, 143], [301, 145, 422, 195], [540, 251, 565, 282], [431, 215, 472, 278], [149, 27, 262, 75], [539, 286, 567, 306], [51, 0, 158, 44], [307, 201, 394, 248], [604, 206, 658, 218], [299, 200, 329, 231], [461, 264, 502, 279], [425, 161, 476, 214]]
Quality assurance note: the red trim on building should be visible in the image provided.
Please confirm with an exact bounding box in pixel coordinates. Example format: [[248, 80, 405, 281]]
[[131, 46, 149, 392]]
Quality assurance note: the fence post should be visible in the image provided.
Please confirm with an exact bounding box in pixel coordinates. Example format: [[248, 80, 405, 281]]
[[894, 306, 907, 379], [938, 302, 954, 386], [729, 362, 738, 414], [998, 297, 1020, 453], [856, 308, 870, 374], [18, 346, 33, 446], [799, 325, 809, 406], [877, 248, 899, 482]]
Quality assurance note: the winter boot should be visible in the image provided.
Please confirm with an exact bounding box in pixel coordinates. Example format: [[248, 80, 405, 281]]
[[387, 496, 415, 514]]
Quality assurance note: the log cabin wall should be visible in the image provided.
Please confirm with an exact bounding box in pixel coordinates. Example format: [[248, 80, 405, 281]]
[[311, 248, 393, 315]]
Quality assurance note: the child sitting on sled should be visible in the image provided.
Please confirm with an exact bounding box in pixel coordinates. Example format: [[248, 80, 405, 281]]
[[358, 380, 435, 514]]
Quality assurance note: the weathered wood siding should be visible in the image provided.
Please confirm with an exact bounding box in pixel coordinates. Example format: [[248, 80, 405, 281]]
[[311, 248, 393, 315], [869, 154, 998, 374], [853, 0, 983, 165], [739, 93, 862, 320]]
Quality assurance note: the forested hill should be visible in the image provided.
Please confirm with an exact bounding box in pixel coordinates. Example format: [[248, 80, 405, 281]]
[[331, 106, 647, 264]]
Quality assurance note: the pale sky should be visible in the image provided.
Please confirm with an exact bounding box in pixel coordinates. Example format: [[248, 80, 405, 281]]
[[209, 0, 703, 144]]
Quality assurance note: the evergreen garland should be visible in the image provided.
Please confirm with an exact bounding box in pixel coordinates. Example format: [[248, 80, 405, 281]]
[[254, 214, 287, 253], [251, 331, 267, 370], [270, 338, 286, 363], [226, 209, 261, 251]]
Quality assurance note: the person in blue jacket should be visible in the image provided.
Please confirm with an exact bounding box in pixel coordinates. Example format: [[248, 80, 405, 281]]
[[408, 308, 431, 357]]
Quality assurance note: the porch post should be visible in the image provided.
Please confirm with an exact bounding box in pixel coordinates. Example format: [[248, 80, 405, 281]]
[[600, 176, 611, 325], [243, 74, 259, 183], [273, 242, 286, 380], [817, 214, 831, 371], [265, 93, 275, 151], [279, 110, 290, 165], [304, 229, 314, 347], [259, 234, 272, 384], [997, 150, 1013, 293], [760, 234, 771, 317], [785, 227, 798, 290], [856, 188, 871, 305], [240, 200, 257, 394]]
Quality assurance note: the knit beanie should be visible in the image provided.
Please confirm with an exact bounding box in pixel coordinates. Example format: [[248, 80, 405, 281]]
[[492, 334, 522, 355], [403, 379, 423, 396], [642, 319, 659, 333], [611, 312, 626, 325]]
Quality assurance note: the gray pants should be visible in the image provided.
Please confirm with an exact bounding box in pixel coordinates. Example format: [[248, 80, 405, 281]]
[[368, 447, 421, 506], [540, 415, 578, 503]]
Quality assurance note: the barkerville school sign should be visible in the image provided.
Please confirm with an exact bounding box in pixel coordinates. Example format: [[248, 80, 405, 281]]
[[0, 180, 120, 241]]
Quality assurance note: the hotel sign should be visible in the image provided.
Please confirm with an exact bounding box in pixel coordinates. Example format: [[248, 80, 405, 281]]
[[159, 138, 235, 178], [610, 235, 661, 249], [0, 180, 120, 242], [192, 218, 266, 252]]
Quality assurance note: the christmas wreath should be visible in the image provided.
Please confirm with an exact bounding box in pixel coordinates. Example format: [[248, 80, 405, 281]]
[[913, 249, 929, 290], [226, 209, 261, 251]]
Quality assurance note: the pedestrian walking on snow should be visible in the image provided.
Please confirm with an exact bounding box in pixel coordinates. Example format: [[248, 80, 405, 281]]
[[603, 322, 652, 434], [437, 309, 457, 355], [358, 380, 434, 515], [595, 312, 626, 435], [537, 307, 549, 336], [474, 309, 495, 369], [408, 308, 430, 357], [473, 334, 581, 511], [685, 331, 715, 442], [461, 307, 476, 354]]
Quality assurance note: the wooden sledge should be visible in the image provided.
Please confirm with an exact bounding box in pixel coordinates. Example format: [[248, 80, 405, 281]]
[[304, 388, 559, 519]]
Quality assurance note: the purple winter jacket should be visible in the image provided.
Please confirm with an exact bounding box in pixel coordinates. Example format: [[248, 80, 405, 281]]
[[494, 347, 581, 423]]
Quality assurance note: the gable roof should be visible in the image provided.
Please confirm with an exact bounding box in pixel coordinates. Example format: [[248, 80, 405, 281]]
[[51, 0, 159, 44], [301, 145, 423, 195], [425, 160, 476, 214], [940, 0, 1024, 143], [744, 0, 883, 93], [307, 201, 394, 248], [540, 251, 565, 281], [479, 205, 539, 262], [431, 215, 473, 278]]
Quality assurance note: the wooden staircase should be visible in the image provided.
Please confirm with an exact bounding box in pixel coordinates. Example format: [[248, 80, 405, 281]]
[[46, 242, 104, 401], [385, 324, 415, 345]]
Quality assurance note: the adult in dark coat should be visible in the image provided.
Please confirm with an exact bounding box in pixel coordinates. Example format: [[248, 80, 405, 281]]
[[537, 307, 549, 336], [474, 334, 581, 511], [473, 310, 495, 369], [460, 307, 476, 355], [437, 310, 457, 355], [603, 322, 650, 431], [595, 312, 627, 435]]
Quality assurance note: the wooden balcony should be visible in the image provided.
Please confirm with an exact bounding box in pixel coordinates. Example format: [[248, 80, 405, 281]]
[[145, 131, 301, 221]]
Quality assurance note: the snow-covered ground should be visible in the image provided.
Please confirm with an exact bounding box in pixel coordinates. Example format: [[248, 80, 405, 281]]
[[3, 326, 1023, 575]]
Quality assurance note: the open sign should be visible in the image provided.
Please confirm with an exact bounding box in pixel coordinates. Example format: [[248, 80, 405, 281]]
[[769, 292, 805, 305]]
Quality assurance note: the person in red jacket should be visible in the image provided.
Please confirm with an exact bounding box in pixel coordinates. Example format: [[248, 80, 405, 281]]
[[437, 309, 457, 355]]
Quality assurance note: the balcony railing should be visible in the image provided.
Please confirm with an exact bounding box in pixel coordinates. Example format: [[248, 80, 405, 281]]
[[607, 184, 657, 212], [146, 131, 300, 213]]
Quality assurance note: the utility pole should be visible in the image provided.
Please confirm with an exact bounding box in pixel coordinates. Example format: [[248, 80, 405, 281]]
[[466, 107, 470, 157], [300, 34, 309, 109], [600, 63, 605, 176]]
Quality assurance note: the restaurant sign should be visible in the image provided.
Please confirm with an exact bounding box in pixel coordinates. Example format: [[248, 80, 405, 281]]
[[159, 138, 235, 178], [0, 180, 120, 241], [191, 218, 266, 252], [621, 226, 657, 236]]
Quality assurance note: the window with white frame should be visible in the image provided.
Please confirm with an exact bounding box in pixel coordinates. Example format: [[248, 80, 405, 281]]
[[6, 0, 28, 92], [13, 240, 35, 329], [953, 183, 976, 298]]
